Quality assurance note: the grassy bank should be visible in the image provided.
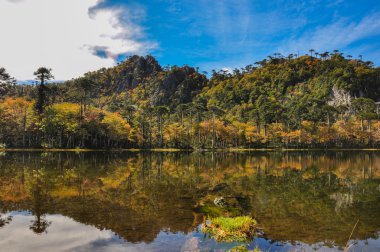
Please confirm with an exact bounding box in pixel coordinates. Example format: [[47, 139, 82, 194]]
[[2, 147, 380, 152]]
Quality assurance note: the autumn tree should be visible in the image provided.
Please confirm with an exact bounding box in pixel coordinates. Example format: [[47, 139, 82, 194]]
[[155, 106, 169, 147], [351, 98, 377, 132], [207, 100, 224, 149]]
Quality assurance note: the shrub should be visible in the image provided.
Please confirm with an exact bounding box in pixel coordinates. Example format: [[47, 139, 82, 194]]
[[202, 216, 256, 242]]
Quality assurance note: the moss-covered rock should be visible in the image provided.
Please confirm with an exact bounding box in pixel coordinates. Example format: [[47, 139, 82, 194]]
[[228, 246, 262, 252], [228, 245, 249, 252], [194, 195, 245, 217], [202, 216, 257, 242]]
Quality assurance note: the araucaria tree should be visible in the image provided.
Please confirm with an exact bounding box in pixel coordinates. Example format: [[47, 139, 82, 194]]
[[34, 67, 54, 114], [1, 53, 380, 149]]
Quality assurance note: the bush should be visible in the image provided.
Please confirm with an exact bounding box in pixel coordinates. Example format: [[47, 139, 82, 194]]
[[202, 216, 257, 242]]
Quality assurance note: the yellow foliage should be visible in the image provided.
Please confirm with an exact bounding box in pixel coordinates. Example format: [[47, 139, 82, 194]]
[[317, 125, 336, 144], [47, 103, 80, 132], [372, 121, 380, 143], [288, 130, 301, 143], [245, 125, 261, 143], [102, 112, 134, 141], [164, 123, 188, 146], [268, 123, 285, 143]]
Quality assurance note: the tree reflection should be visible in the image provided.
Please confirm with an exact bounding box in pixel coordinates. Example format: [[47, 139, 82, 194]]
[[0, 214, 12, 228], [0, 151, 379, 245], [29, 168, 51, 234], [29, 215, 51, 234]]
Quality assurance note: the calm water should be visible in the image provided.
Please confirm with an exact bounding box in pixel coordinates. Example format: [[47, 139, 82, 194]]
[[0, 151, 379, 252]]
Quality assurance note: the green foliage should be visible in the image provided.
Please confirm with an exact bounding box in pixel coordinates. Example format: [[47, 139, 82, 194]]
[[228, 246, 262, 252], [352, 98, 377, 120], [34, 67, 54, 114], [228, 245, 249, 252], [202, 216, 257, 242], [1, 53, 380, 148]]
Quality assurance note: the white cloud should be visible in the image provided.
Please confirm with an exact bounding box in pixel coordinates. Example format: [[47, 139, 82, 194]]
[[221, 67, 233, 74], [0, 212, 193, 252], [0, 0, 157, 81], [0, 213, 114, 251]]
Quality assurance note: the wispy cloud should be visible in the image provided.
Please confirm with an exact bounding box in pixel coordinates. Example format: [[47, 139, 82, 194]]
[[1, 0, 379, 80], [162, 0, 308, 61], [148, 0, 380, 71], [279, 12, 380, 55]]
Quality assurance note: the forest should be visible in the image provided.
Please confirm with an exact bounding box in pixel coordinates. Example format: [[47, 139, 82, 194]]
[[1, 51, 380, 149]]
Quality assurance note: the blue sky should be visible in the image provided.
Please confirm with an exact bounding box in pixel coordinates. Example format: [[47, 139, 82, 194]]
[[93, 0, 380, 71], [1, 0, 380, 80]]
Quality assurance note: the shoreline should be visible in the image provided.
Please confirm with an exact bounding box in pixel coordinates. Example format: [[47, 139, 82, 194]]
[[2, 148, 380, 152]]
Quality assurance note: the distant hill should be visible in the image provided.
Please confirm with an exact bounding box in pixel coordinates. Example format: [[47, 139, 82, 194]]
[[1, 52, 380, 148]]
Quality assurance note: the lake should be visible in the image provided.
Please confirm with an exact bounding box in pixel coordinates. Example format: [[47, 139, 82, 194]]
[[0, 150, 379, 252]]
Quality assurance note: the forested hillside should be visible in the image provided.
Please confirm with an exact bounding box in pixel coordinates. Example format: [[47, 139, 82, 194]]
[[1, 51, 380, 149]]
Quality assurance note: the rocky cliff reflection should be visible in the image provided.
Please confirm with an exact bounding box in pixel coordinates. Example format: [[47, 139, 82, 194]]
[[0, 151, 379, 251]]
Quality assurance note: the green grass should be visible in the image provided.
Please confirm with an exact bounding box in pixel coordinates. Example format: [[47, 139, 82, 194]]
[[202, 216, 257, 242], [228, 245, 249, 252], [228, 246, 262, 252]]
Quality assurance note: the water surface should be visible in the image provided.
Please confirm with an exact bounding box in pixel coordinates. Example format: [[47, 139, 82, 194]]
[[0, 151, 379, 251]]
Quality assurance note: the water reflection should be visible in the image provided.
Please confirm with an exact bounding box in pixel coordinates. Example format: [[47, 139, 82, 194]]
[[0, 151, 379, 251]]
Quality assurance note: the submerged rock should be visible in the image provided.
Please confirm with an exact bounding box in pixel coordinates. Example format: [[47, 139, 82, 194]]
[[211, 183, 229, 192], [214, 196, 227, 207]]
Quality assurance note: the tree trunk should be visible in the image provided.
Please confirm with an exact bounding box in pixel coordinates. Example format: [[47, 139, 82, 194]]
[[23, 108, 27, 147], [368, 119, 372, 133], [264, 123, 267, 137], [189, 112, 193, 146], [361, 119, 364, 131], [327, 115, 330, 129], [159, 115, 163, 147], [212, 112, 215, 149]]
